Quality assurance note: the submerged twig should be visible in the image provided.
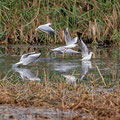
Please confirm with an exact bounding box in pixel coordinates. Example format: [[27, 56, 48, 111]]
[[95, 65, 107, 87]]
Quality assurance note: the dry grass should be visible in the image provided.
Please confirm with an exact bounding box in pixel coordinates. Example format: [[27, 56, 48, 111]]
[[0, 0, 120, 45], [0, 78, 120, 119]]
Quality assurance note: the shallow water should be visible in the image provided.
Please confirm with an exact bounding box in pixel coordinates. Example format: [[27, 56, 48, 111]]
[[0, 45, 120, 87]]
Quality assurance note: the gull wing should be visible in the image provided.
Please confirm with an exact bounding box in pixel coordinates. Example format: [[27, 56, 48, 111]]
[[64, 28, 71, 45], [21, 53, 41, 65], [20, 52, 35, 61], [51, 46, 66, 53], [71, 37, 78, 44], [65, 49, 80, 54], [78, 39, 88, 57], [39, 26, 55, 35], [27, 53, 41, 61]]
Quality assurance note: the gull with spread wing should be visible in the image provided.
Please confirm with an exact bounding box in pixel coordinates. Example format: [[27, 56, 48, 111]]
[[51, 27, 79, 55], [64, 27, 78, 49], [14, 52, 41, 67], [35, 23, 55, 35], [79, 38, 94, 61]]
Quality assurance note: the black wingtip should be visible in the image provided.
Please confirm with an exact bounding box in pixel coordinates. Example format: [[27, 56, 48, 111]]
[[49, 31, 55, 36], [77, 32, 82, 39], [64, 28, 68, 34]]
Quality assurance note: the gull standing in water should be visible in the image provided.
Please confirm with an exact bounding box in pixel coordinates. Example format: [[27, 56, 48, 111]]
[[64, 28, 78, 49], [14, 52, 41, 67], [78, 39, 94, 61], [35, 23, 55, 35]]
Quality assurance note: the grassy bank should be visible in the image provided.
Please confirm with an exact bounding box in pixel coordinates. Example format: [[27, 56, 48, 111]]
[[0, 0, 120, 45], [0, 77, 120, 119]]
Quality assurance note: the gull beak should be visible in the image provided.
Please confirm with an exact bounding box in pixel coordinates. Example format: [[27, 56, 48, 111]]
[[35, 28, 39, 31], [92, 52, 95, 58]]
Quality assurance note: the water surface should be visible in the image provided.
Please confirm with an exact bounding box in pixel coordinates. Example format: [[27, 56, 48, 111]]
[[0, 45, 119, 89]]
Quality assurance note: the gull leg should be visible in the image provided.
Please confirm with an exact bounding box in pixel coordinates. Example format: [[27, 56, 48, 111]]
[[62, 53, 65, 58], [54, 52, 57, 58], [62, 49, 67, 58]]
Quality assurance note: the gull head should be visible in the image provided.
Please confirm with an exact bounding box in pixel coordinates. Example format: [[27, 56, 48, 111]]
[[47, 23, 52, 26], [90, 52, 95, 58], [35, 28, 39, 31], [65, 27, 68, 32]]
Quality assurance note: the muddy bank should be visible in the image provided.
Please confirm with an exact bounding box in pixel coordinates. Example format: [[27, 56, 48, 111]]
[[0, 104, 79, 120]]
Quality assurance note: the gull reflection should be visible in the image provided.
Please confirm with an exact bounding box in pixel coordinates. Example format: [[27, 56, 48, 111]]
[[80, 61, 92, 80], [62, 74, 77, 84], [49, 60, 79, 72], [13, 67, 41, 81]]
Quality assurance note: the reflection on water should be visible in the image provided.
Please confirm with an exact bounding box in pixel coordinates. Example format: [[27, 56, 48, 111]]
[[80, 61, 92, 80], [0, 45, 120, 89], [0, 58, 4, 63], [13, 67, 41, 81], [49, 60, 79, 72], [62, 74, 77, 84]]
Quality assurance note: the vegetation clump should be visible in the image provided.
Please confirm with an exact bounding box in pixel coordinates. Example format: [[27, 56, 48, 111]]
[[0, 0, 120, 45], [0, 78, 120, 119]]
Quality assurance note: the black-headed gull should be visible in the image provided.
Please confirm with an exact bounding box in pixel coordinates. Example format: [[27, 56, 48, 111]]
[[64, 27, 78, 49], [79, 39, 94, 61], [35, 23, 55, 35], [51, 28, 79, 54], [14, 52, 41, 66]]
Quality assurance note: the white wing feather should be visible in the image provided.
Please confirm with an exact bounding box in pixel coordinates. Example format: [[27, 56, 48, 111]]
[[64, 28, 72, 45], [79, 39, 88, 57]]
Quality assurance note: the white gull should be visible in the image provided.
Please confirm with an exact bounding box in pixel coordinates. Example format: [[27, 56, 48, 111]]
[[14, 52, 41, 66], [79, 38, 94, 61], [64, 27, 78, 49], [35, 23, 55, 35]]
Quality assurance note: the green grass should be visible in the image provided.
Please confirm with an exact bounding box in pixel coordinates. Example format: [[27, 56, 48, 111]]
[[0, 0, 120, 45]]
